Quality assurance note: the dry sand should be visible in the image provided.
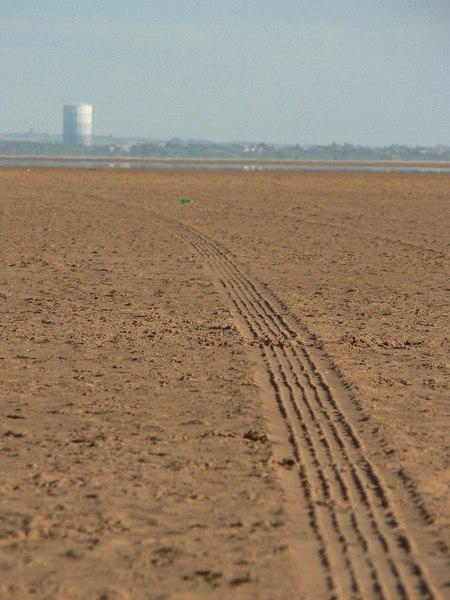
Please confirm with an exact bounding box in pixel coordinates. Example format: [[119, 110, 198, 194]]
[[0, 168, 448, 599]]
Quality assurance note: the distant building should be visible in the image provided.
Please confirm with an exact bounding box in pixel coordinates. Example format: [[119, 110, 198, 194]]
[[63, 103, 92, 145]]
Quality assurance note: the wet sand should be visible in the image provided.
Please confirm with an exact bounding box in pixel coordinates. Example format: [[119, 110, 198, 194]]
[[0, 168, 449, 599]]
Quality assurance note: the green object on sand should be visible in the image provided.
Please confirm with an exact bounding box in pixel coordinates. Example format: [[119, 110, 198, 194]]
[[180, 197, 191, 204]]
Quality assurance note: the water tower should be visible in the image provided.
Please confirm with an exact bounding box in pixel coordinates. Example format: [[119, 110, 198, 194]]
[[63, 103, 93, 145]]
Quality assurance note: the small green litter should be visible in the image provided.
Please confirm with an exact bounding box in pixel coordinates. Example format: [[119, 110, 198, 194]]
[[180, 197, 191, 204]]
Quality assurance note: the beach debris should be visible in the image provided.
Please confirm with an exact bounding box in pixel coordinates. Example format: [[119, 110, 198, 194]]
[[243, 429, 268, 443]]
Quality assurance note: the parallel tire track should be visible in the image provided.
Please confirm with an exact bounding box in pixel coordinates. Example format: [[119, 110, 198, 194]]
[[155, 214, 436, 600]]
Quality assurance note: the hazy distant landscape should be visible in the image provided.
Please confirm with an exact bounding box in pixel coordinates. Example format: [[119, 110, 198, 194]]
[[1, 136, 449, 162]]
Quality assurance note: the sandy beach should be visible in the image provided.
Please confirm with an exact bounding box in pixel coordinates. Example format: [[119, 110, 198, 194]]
[[0, 168, 449, 599]]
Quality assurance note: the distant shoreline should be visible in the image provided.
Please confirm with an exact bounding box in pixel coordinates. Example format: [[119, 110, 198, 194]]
[[1, 155, 450, 172]]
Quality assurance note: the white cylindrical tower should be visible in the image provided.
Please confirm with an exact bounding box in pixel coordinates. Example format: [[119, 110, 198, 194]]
[[63, 103, 93, 145]]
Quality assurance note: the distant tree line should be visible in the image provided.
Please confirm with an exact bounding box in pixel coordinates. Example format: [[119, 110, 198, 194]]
[[1, 139, 449, 161]]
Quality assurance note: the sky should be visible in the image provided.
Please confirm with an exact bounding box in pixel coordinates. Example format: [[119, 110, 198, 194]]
[[1, 1, 449, 145]]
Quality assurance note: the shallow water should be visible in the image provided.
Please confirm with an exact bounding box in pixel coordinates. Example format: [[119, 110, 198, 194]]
[[1, 157, 450, 173]]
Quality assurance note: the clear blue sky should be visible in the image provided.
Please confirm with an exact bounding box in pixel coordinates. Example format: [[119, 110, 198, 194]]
[[1, 1, 449, 145]]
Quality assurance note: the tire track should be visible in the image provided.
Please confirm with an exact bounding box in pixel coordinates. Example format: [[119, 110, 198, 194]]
[[155, 214, 437, 599]]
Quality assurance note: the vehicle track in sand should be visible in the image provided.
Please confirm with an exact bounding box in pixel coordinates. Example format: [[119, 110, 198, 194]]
[[154, 214, 438, 600]]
